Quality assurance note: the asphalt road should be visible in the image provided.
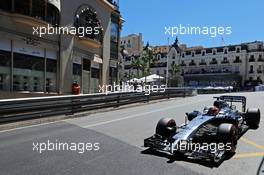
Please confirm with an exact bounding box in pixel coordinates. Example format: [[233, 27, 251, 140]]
[[0, 92, 264, 175]]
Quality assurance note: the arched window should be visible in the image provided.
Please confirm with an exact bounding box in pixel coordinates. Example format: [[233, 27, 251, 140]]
[[74, 6, 103, 43]]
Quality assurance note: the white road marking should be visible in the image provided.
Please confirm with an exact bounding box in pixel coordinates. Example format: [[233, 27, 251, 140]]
[[83, 98, 209, 128], [0, 120, 63, 134]]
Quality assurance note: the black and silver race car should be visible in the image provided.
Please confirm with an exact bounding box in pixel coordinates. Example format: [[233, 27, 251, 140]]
[[144, 96, 261, 164]]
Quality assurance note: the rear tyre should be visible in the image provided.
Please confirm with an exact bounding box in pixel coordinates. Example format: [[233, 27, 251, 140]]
[[156, 118, 177, 138], [217, 123, 238, 153], [245, 108, 260, 129]]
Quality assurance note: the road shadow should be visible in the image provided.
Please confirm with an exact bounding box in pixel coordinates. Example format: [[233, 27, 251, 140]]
[[141, 148, 235, 168]]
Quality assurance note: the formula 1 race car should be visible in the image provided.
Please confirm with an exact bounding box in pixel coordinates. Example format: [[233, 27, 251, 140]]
[[144, 96, 261, 164]]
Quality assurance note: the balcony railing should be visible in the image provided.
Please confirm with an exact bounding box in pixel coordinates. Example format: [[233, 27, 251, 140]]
[[189, 63, 196, 66], [249, 58, 256, 62], [209, 61, 218, 65], [257, 70, 263, 74], [184, 69, 234, 75], [233, 60, 242, 63], [150, 62, 167, 68], [221, 60, 230, 64], [199, 62, 207, 66], [258, 58, 264, 62]]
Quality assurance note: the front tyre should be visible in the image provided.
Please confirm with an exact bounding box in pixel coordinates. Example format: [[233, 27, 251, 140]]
[[155, 118, 177, 138], [245, 108, 260, 129], [217, 123, 238, 153]]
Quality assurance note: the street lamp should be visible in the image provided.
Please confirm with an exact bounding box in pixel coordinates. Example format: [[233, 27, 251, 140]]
[[120, 47, 128, 84]]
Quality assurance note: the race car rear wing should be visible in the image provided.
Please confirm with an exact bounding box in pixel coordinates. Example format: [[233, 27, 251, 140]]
[[215, 96, 247, 112]]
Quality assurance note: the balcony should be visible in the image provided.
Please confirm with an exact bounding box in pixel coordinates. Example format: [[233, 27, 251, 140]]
[[257, 70, 263, 74], [184, 69, 233, 76], [199, 62, 207, 66], [258, 58, 264, 62], [180, 63, 187, 66], [150, 62, 167, 68], [249, 58, 256, 62], [209, 61, 218, 65], [233, 60, 242, 63], [189, 62, 196, 66], [221, 60, 230, 64]]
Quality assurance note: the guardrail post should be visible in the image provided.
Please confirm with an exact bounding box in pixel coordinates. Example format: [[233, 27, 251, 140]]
[[67, 97, 75, 115], [116, 95, 120, 108]]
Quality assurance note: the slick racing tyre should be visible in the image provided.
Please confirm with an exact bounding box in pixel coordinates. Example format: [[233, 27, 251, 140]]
[[245, 108, 260, 129], [217, 123, 238, 153], [155, 118, 177, 138]]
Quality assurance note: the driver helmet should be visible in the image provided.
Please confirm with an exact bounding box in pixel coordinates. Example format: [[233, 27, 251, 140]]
[[207, 106, 220, 116]]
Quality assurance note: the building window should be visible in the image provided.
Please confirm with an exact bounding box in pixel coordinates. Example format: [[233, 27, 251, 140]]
[[202, 51, 205, 56], [192, 52, 194, 57], [210, 58, 217, 64], [182, 53, 185, 58], [83, 59, 91, 71], [13, 53, 44, 92], [156, 70, 160, 75], [224, 49, 228, 54], [222, 57, 229, 64], [189, 60, 196, 66], [91, 68, 100, 79], [213, 50, 216, 55], [46, 59, 57, 92], [164, 70, 166, 75], [234, 56, 241, 63], [258, 54, 264, 62], [157, 54, 161, 60], [172, 53, 175, 59], [0, 50, 11, 91], [236, 48, 240, 53], [110, 14, 120, 60], [249, 65, 254, 74], [249, 55, 255, 62], [199, 59, 206, 65], [73, 63, 82, 85]]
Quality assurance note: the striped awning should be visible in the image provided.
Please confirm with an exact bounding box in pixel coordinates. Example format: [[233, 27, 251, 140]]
[[47, 0, 61, 11]]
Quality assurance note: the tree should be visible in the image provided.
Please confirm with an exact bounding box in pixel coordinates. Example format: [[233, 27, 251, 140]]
[[140, 42, 155, 81], [131, 58, 143, 78], [169, 64, 182, 87]]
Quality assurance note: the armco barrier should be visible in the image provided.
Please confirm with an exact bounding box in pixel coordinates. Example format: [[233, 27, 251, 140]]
[[0, 88, 197, 123]]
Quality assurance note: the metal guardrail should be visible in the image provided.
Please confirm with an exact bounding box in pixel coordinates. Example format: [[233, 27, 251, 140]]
[[0, 88, 197, 123]]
